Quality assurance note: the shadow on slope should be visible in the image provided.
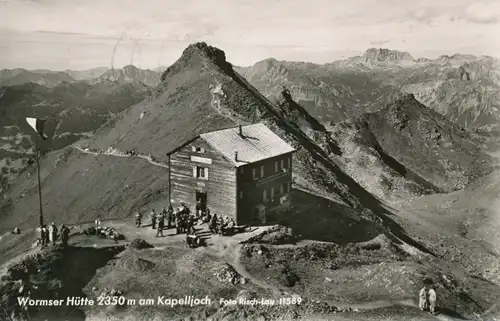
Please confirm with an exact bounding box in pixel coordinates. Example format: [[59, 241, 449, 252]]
[[1, 245, 124, 321], [270, 189, 382, 244]]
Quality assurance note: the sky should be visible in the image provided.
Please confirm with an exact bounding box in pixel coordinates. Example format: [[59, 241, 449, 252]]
[[1, 0, 499, 70]]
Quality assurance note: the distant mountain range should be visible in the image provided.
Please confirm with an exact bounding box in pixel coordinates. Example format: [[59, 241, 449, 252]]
[[0, 80, 150, 184], [0, 48, 498, 189], [237, 48, 500, 130], [3, 49, 499, 131], [0, 65, 163, 88]]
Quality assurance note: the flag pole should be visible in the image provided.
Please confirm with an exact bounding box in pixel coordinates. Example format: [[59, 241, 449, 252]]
[[35, 131, 44, 227]]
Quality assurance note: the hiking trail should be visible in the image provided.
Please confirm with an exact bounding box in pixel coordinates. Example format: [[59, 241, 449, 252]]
[[73, 146, 169, 169]]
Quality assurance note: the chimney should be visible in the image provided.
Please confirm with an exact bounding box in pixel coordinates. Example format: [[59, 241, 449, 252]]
[[239, 124, 243, 137], [234, 151, 238, 161]]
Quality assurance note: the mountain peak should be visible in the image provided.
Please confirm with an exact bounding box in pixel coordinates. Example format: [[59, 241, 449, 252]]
[[387, 92, 420, 107], [183, 42, 229, 66], [161, 42, 234, 82], [363, 48, 414, 62], [122, 64, 139, 71]]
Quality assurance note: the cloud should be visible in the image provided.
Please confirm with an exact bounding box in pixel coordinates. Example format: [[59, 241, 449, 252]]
[[462, 1, 500, 24], [369, 40, 391, 46], [406, 1, 500, 25], [408, 7, 438, 23], [0, 0, 499, 69]]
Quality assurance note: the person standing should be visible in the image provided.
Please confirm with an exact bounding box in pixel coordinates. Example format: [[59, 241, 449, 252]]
[[156, 215, 164, 237], [166, 206, 172, 229], [37, 226, 44, 247], [167, 205, 174, 228], [150, 209, 157, 229], [60, 225, 70, 246], [49, 222, 58, 245], [42, 225, 50, 247], [135, 211, 142, 228], [419, 286, 428, 311], [428, 287, 437, 315]]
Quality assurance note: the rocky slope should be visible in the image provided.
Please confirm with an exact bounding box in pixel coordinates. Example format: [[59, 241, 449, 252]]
[[238, 57, 395, 123], [277, 88, 494, 200], [239, 49, 500, 130]]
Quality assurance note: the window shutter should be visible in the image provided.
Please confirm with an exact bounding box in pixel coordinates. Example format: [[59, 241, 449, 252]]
[[193, 166, 197, 177], [260, 165, 264, 177], [275, 161, 278, 172], [280, 159, 284, 169], [205, 168, 209, 180], [287, 157, 291, 168], [280, 184, 284, 194], [192, 146, 196, 152]]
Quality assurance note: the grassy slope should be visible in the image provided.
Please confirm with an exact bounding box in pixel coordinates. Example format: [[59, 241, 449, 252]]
[[0, 148, 169, 230], [396, 169, 500, 283]]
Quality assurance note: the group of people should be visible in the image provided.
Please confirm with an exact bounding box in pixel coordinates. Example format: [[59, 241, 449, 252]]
[[134, 204, 194, 238], [37, 222, 70, 247], [133, 200, 244, 248], [208, 214, 236, 236], [419, 285, 437, 314], [125, 149, 138, 156]]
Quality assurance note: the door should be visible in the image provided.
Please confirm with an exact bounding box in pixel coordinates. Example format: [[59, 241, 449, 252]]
[[253, 204, 267, 224], [195, 190, 207, 213]]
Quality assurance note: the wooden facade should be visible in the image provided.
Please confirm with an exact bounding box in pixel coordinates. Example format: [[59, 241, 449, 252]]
[[167, 125, 294, 225], [168, 137, 237, 221], [236, 153, 293, 224]]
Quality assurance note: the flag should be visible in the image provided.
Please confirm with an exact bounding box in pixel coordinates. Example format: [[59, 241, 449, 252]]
[[26, 117, 48, 140]]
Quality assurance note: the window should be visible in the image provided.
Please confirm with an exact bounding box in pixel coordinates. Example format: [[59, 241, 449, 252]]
[[252, 168, 257, 179], [285, 182, 290, 193], [280, 159, 284, 170], [260, 165, 264, 178], [193, 166, 208, 179], [274, 161, 279, 173], [287, 157, 291, 168], [270, 187, 275, 200], [263, 189, 268, 202], [239, 191, 243, 199], [280, 184, 284, 194], [191, 146, 205, 153]]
